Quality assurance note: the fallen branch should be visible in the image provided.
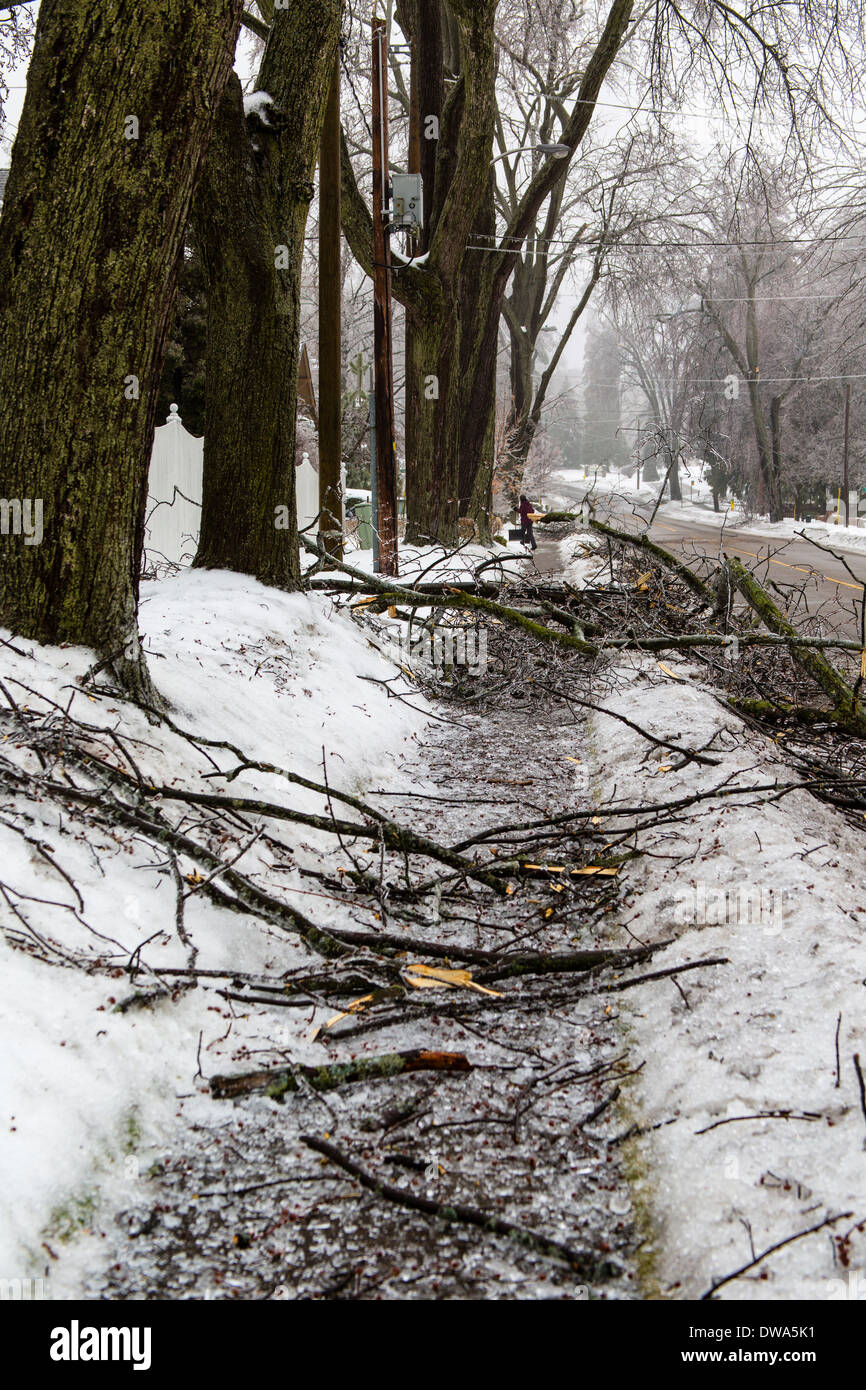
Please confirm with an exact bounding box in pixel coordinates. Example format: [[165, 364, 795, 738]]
[[585, 517, 714, 601], [300, 536, 599, 654], [475, 940, 672, 984], [211, 1049, 471, 1101], [140, 785, 512, 894], [220, 942, 674, 1001], [358, 587, 599, 654], [300, 1134, 620, 1280], [0, 762, 355, 961], [726, 556, 866, 736]]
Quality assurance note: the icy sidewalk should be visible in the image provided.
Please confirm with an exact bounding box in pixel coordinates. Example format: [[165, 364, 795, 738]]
[[585, 655, 866, 1300]]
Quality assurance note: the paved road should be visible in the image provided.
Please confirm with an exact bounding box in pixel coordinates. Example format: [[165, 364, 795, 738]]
[[552, 477, 866, 636]]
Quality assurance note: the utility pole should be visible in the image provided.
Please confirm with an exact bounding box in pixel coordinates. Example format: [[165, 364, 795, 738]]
[[843, 382, 851, 527], [371, 12, 398, 576], [318, 44, 343, 560], [404, 36, 420, 493], [369, 388, 379, 571]]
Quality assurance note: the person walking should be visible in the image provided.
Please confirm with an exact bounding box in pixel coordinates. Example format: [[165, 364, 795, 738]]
[[518, 494, 538, 551]]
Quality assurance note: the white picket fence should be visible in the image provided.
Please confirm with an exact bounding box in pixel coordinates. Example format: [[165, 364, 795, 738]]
[[144, 405, 202, 570], [144, 405, 341, 570]]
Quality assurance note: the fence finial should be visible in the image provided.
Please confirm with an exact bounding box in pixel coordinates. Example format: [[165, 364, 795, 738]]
[[167, 403, 181, 425]]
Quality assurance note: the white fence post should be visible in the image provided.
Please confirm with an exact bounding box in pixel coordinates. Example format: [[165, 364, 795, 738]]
[[144, 404, 203, 569]]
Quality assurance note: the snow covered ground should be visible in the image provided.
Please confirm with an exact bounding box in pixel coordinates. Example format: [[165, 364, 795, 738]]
[[0, 570, 432, 1290], [332, 539, 534, 580], [584, 655, 866, 1300], [3, 548, 864, 1300]]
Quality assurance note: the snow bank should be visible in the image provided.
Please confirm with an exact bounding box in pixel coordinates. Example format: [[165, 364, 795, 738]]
[[321, 541, 532, 583], [586, 657, 866, 1300], [669, 505, 866, 556], [0, 571, 431, 1289]]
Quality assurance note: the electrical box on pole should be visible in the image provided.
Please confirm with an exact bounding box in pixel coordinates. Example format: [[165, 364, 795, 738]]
[[390, 174, 424, 233]]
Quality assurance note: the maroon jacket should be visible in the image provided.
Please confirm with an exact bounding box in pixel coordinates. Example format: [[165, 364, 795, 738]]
[[519, 497, 534, 523]]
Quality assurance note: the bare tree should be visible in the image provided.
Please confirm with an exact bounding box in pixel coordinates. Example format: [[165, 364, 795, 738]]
[[340, 0, 866, 544]]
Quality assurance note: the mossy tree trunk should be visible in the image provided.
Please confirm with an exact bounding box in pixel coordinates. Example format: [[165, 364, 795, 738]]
[[191, 2, 342, 589], [0, 0, 243, 700], [401, 0, 443, 526], [403, 0, 497, 546]]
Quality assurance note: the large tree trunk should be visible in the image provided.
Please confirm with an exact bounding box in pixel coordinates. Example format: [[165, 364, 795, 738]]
[[457, 172, 497, 535], [0, 0, 242, 699], [193, 3, 342, 588], [666, 444, 682, 501], [744, 293, 783, 521], [769, 394, 784, 514], [192, 73, 302, 586], [746, 377, 784, 520], [401, 2, 497, 547], [403, 286, 460, 546]]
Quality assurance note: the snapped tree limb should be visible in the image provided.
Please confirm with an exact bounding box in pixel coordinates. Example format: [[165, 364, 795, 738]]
[[726, 555, 866, 736], [211, 1049, 472, 1100]]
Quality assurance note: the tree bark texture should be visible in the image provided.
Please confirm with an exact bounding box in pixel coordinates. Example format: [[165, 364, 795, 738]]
[[0, 0, 243, 692], [192, 1, 342, 588]]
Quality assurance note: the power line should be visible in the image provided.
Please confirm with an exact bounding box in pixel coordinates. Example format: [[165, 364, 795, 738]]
[[579, 372, 866, 386], [468, 230, 866, 250], [702, 293, 843, 302]]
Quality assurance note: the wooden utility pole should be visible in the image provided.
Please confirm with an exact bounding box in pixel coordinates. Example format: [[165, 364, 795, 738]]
[[371, 13, 398, 575], [318, 45, 343, 560], [843, 383, 851, 527], [404, 38, 420, 498]]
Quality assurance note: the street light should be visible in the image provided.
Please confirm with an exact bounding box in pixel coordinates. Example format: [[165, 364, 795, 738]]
[[490, 142, 571, 165]]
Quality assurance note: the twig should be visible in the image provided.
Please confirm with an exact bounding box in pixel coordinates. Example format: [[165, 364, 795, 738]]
[[700, 1211, 853, 1300], [694, 1110, 825, 1135], [300, 1134, 619, 1280], [597, 956, 730, 993], [853, 1053, 866, 1138], [580, 1085, 621, 1127]]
